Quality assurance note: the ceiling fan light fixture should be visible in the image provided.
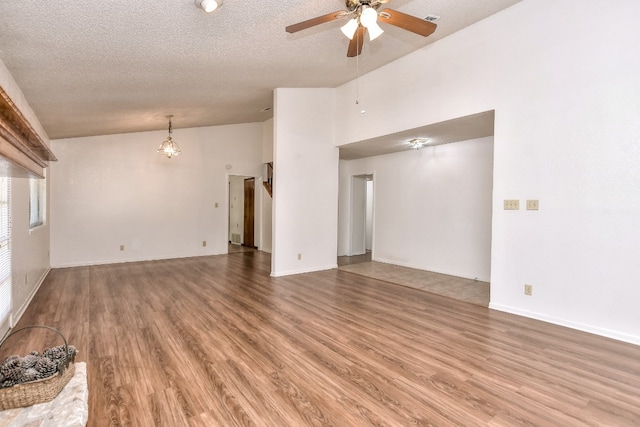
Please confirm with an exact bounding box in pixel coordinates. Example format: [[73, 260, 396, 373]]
[[285, 1, 438, 58], [341, 18, 359, 40], [195, 0, 220, 13], [359, 6, 378, 28], [367, 21, 384, 41]]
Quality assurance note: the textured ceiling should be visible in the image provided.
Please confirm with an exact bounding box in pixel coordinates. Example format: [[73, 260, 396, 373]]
[[0, 0, 520, 140]]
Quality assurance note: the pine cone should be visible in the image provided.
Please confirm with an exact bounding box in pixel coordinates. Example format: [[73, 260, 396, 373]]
[[35, 357, 58, 377], [1, 379, 17, 388], [21, 354, 39, 369], [3, 365, 25, 382], [0, 355, 20, 376], [18, 368, 39, 384], [68, 345, 78, 361], [43, 345, 69, 361]]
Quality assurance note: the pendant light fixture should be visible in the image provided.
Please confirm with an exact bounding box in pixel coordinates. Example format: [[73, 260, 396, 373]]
[[157, 115, 182, 159], [409, 138, 430, 150], [195, 0, 221, 13]]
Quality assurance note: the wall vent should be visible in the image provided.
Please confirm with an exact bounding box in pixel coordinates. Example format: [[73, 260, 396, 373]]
[[231, 233, 241, 244]]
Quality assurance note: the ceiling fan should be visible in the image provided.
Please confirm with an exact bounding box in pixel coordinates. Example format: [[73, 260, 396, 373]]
[[285, 0, 437, 57]]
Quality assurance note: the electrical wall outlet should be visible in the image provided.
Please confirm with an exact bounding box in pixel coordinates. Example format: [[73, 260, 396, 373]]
[[504, 199, 520, 210], [524, 284, 533, 296], [527, 199, 539, 210], [297, 253, 302, 260], [202, 241, 207, 247], [120, 245, 125, 251]]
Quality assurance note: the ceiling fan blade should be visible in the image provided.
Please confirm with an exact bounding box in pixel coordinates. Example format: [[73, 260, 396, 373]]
[[379, 9, 437, 37], [347, 26, 366, 57], [286, 11, 346, 33]]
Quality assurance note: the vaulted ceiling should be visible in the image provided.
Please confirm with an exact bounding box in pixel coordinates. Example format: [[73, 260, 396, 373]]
[[0, 0, 520, 140]]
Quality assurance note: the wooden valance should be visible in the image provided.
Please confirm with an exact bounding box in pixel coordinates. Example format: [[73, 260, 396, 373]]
[[0, 85, 56, 178]]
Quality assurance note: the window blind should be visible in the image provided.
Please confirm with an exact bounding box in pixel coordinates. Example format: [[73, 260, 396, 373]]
[[0, 177, 11, 338]]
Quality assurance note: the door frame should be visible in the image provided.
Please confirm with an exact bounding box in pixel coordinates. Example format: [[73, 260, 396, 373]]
[[226, 173, 262, 253]]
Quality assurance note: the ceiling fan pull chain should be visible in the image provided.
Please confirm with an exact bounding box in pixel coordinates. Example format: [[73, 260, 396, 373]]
[[355, 37, 360, 105], [356, 28, 363, 110], [355, 31, 366, 114]]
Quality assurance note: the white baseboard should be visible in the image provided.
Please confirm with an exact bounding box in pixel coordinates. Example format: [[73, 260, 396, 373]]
[[489, 303, 640, 347], [50, 252, 226, 268], [271, 264, 338, 277], [373, 257, 490, 282]]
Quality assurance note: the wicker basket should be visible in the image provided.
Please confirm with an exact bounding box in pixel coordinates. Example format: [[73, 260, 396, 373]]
[[0, 325, 76, 410]]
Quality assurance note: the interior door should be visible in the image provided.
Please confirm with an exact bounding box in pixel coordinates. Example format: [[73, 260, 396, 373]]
[[243, 178, 255, 248]]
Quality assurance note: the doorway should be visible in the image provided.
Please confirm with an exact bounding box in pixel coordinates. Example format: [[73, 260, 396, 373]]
[[243, 177, 255, 248], [349, 174, 373, 258], [228, 175, 258, 251]]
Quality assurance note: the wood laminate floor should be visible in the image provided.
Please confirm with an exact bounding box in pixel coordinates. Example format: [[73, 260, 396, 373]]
[[338, 259, 490, 307], [2, 251, 640, 426], [228, 243, 257, 254]]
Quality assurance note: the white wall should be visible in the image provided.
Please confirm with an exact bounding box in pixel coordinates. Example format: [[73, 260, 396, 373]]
[[339, 138, 494, 281], [335, 0, 640, 344], [50, 123, 263, 267], [260, 186, 272, 253], [9, 178, 51, 327], [260, 119, 273, 253], [0, 60, 51, 331], [272, 88, 338, 276], [262, 118, 274, 164]]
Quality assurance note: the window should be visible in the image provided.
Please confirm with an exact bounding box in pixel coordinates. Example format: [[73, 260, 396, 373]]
[[29, 175, 46, 229], [0, 177, 11, 337]]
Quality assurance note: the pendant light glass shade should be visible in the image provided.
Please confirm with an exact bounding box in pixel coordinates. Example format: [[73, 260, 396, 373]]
[[157, 115, 182, 159]]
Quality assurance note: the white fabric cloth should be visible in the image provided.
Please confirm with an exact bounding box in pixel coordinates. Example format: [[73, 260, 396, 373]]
[[0, 362, 88, 427]]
